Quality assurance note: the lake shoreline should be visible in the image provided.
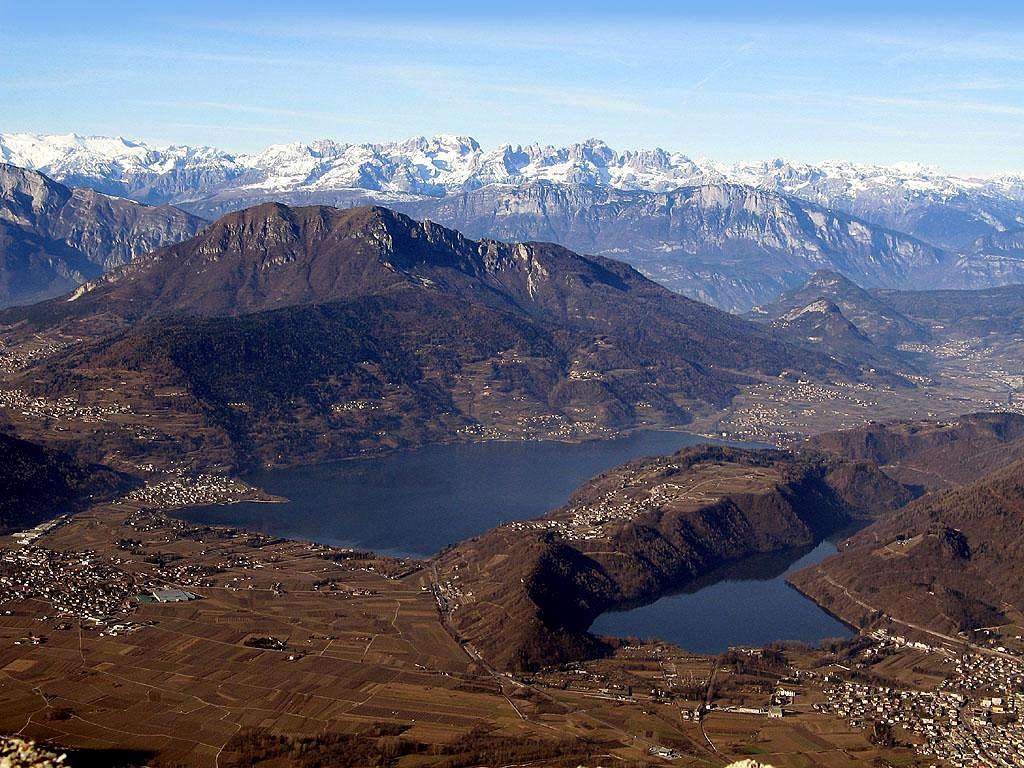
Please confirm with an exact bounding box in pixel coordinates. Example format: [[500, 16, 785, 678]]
[[176, 432, 853, 658]]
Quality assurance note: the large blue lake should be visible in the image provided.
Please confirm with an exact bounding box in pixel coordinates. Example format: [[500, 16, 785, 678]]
[[179, 431, 852, 652], [182, 431, 708, 557]]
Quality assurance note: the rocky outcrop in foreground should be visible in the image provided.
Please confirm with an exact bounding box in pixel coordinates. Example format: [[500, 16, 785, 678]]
[[0, 737, 66, 768]]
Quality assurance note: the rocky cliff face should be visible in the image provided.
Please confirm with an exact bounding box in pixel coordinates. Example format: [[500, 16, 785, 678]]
[[397, 182, 956, 311], [739, 159, 1024, 251], [0, 165, 205, 307], [0, 220, 100, 306], [974, 226, 1024, 259], [0, 164, 206, 269]]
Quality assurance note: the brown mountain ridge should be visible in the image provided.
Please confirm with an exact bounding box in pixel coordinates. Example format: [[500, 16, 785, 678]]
[[1, 203, 846, 470], [790, 455, 1024, 636], [432, 443, 912, 671]]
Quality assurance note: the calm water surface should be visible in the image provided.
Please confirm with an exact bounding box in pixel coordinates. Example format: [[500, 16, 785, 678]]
[[590, 538, 854, 653], [180, 431, 709, 558], [179, 431, 852, 652]]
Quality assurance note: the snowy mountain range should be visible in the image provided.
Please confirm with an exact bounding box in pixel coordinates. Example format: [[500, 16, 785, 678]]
[[397, 181, 959, 310], [2, 131, 1024, 310], [3, 132, 1022, 240]]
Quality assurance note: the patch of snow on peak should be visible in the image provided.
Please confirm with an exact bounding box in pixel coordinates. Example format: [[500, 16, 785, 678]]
[[3, 131, 1023, 214], [781, 300, 834, 322]]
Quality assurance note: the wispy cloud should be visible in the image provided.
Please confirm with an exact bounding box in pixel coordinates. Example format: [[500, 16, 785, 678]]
[[485, 85, 662, 117], [180, 14, 761, 63], [847, 30, 1024, 65], [103, 46, 340, 70], [3, 3, 1022, 173], [717, 88, 1024, 119], [155, 122, 300, 137], [0, 68, 134, 91], [914, 78, 1024, 94], [143, 100, 346, 122], [138, 101, 419, 139], [679, 35, 764, 106], [847, 94, 1024, 117], [373, 64, 666, 119]]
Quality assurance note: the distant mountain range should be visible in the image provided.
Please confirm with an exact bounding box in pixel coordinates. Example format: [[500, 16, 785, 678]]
[[751, 269, 1024, 376], [0, 164, 204, 307], [3, 133, 1021, 246], [398, 181, 958, 310], [2, 132, 1023, 311]]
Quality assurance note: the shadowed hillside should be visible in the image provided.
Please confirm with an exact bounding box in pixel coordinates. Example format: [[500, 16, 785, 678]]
[[0, 431, 134, 533], [1, 204, 845, 470]]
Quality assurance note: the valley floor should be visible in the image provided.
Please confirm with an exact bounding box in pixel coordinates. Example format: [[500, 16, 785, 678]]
[[693, 339, 1024, 446], [3, 493, 1020, 767], [2, 324, 1024, 766]]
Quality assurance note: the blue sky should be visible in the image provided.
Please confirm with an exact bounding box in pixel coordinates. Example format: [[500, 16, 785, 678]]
[[2, 1, 1022, 174]]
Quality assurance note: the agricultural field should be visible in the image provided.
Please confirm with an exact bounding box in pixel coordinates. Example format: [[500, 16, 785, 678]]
[[0, 496, 947, 767]]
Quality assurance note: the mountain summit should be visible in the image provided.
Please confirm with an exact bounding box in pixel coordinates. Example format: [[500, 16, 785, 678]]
[[3, 132, 1021, 251]]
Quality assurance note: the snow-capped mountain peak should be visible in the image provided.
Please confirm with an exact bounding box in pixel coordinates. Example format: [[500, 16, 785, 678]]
[[2, 131, 1022, 250], [5, 130, 1021, 200]]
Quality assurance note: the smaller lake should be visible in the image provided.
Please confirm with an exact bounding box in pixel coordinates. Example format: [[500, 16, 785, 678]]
[[179, 430, 710, 558], [590, 538, 854, 654]]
